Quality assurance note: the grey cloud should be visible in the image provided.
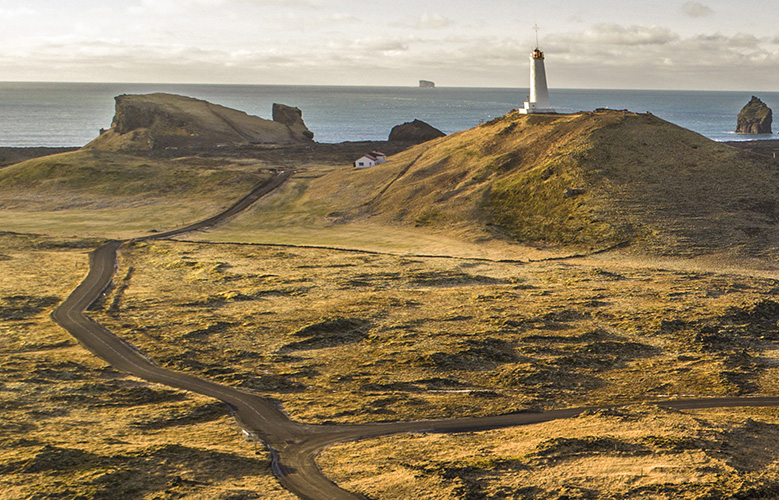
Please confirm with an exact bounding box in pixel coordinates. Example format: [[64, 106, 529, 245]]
[[327, 13, 359, 23], [128, 0, 321, 17], [729, 32, 762, 47], [682, 2, 714, 18], [5, 17, 779, 90], [578, 24, 680, 46], [327, 36, 415, 55]]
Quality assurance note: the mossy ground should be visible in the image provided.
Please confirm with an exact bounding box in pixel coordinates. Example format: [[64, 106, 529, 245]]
[[212, 110, 779, 256], [87, 239, 779, 427], [5, 129, 779, 498], [0, 233, 293, 500], [320, 405, 779, 500], [0, 150, 272, 239]]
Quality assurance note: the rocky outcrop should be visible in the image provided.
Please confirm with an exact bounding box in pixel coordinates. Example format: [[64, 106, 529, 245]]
[[388, 119, 445, 143], [736, 96, 773, 134], [272, 103, 314, 141], [89, 93, 314, 151]]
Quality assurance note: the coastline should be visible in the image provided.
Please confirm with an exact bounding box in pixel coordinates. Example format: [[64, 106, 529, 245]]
[[2, 84, 778, 147]]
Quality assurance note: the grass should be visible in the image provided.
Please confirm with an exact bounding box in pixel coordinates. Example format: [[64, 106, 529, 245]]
[[319, 405, 779, 499], [87, 239, 779, 426], [194, 109, 779, 257], [0, 150, 272, 239], [0, 233, 294, 500], [5, 117, 779, 498]]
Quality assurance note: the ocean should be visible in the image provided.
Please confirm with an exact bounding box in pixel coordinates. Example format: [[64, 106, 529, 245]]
[[0, 82, 777, 147]]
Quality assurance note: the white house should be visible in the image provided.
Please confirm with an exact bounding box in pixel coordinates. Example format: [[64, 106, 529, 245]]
[[354, 151, 387, 169]]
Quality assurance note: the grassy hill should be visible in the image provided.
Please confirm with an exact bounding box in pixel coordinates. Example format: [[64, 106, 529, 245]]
[[4, 108, 779, 257], [289, 109, 779, 256], [0, 149, 270, 237]]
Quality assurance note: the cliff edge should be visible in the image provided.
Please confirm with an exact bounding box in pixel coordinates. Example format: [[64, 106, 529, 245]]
[[88, 93, 314, 151]]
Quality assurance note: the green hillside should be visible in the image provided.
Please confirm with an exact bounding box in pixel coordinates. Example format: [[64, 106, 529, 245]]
[[294, 110, 779, 255], [0, 150, 269, 237]]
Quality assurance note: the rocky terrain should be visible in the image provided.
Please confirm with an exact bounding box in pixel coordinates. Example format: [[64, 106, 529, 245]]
[[388, 119, 446, 143], [88, 93, 314, 151], [736, 96, 773, 134]]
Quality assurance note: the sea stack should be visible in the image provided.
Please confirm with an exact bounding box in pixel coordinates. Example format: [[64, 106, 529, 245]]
[[388, 119, 445, 143], [520, 26, 553, 114], [419, 80, 435, 89], [736, 96, 773, 134]]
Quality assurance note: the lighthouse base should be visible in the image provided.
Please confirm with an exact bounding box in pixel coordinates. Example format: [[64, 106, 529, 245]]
[[520, 101, 554, 114]]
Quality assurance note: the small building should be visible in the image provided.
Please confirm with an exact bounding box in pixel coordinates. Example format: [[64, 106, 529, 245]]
[[354, 151, 387, 169]]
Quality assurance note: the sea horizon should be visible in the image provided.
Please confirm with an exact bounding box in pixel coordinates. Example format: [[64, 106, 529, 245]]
[[1, 82, 776, 147], [3, 80, 779, 92]]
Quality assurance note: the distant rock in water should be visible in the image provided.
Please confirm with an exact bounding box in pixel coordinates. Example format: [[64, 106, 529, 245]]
[[736, 96, 773, 134], [389, 119, 446, 143], [419, 80, 435, 89], [89, 93, 314, 151]]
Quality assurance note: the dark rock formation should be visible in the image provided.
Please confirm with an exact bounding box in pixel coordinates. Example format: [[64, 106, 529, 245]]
[[272, 103, 314, 140], [736, 96, 773, 134], [563, 188, 586, 199], [419, 80, 435, 89], [90, 93, 314, 151], [388, 119, 445, 143]]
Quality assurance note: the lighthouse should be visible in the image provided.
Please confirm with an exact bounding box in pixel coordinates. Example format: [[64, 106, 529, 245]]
[[520, 25, 553, 114]]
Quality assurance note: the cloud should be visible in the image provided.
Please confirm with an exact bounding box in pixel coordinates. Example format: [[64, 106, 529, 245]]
[[682, 1, 714, 18], [3, 12, 779, 90], [392, 13, 453, 30], [329, 36, 413, 56], [571, 24, 680, 46], [127, 0, 320, 16], [327, 13, 359, 23]]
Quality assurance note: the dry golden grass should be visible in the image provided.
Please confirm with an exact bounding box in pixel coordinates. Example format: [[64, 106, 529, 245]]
[[320, 405, 779, 499], [90, 239, 779, 427], [0, 150, 272, 239], [0, 233, 294, 500], [5, 123, 779, 499], [201, 110, 779, 258], [8, 232, 779, 498]]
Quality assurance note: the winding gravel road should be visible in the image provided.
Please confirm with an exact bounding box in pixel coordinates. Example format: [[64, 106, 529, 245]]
[[51, 171, 779, 500]]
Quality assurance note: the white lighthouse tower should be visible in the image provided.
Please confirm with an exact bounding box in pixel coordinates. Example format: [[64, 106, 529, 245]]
[[520, 25, 553, 114]]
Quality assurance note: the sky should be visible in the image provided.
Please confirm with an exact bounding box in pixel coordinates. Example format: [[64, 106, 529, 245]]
[[1, 0, 777, 90]]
